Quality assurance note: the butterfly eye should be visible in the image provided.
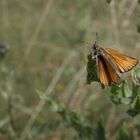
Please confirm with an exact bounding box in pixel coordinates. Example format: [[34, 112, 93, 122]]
[[94, 52, 97, 55], [92, 44, 96, 50], [93, 42, 97, 50]]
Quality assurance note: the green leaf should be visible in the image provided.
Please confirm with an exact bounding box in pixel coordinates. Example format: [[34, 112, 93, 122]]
[[110, 85, 120, 95], [130, 84, 140, 103], [127, 109, 138, 117], [116, 123, 133, 140], [133, 68, 140, 85], [121, 81, 132, 98], [135, 68, 140, 78], [110, 95, 121, 104], [132, 95, 140, 112], [59, 109, 94, 140], [127, 95, 140, 117], [110, 82, 125, 104], [36, 90, 65, 112], [94, 121, 106, 140], [121, 98, 131, 105], [37, 92, 95, 139], [86, 54, 99, 84], [110, 81, 134, 105], [110, 85, 122, 104], [30, 120, 61, 137]]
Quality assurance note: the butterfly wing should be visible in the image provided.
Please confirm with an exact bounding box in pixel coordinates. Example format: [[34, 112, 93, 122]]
[[105, 48, 139, 73], [98, 55, 121, 86], [98, 57, 110, 86]]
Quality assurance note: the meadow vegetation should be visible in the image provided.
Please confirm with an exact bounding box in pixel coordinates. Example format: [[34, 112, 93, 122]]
[[0, 0, 140, 140]]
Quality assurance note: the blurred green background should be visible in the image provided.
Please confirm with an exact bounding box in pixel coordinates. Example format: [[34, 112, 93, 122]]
[[0, 0, 140, 140]]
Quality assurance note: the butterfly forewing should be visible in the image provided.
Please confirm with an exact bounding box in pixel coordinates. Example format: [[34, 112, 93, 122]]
[[105, 48, 139, 73]]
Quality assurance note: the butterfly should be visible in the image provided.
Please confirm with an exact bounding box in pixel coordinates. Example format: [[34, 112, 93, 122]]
[[91, 42, 139, 86]]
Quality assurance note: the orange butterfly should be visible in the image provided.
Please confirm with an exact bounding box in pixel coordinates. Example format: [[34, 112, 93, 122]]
[[91, 42, 139, 86]]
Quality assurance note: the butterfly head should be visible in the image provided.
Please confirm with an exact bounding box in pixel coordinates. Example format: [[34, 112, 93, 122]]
[[91, 41, 99, 59]]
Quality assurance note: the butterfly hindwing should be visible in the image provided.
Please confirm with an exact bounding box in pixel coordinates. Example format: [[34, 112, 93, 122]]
[[98, 55, 121, 86], [98, 57, 110, 86], [105, 48, 139, 73]]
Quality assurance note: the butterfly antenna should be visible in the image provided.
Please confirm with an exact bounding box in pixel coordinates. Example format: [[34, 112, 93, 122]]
[[96, 32, 98, 45], [82, 40, 92, 45]]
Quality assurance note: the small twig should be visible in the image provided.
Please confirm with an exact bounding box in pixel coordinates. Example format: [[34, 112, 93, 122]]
[[118, 0, 129, 17], [20, 0, 54, 67], [67, 74, 85, 109], [7, 96, 17, 137], [64, 67, 85, 106], [79, 89, 100, 112], [2, 0, 9, 38], [126, 0, 137, 17], [120, 0, 137, 27], [110, 0, 119, 45], [25, 0, 54, 58], [71, 87, 84, 110]]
